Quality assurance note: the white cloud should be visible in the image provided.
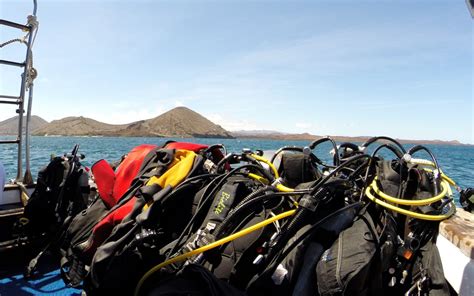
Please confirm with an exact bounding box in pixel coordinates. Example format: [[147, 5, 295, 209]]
[[174, 100, 184, 107], [224, 120, 260, 131], [205, 113, 259, 131], [206, 113, 223, 124], [295, 122, 312, 129]]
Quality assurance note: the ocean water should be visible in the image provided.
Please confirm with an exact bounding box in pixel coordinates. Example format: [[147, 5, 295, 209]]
[[0, 136, 473, 203]]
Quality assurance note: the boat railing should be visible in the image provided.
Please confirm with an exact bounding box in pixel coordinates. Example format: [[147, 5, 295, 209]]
[[0, 0, 38, 184]]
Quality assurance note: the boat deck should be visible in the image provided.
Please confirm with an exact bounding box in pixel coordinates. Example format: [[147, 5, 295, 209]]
[[438, 208, 474, 295], [0, 249, 81, 295]]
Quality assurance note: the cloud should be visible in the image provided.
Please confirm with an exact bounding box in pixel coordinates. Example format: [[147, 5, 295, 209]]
[[236, 25, 465, 72], [205, 113, 259, 131], [157, 21, 467, 112], [295, 122, 312, 129], [174, 100, 184, 107]]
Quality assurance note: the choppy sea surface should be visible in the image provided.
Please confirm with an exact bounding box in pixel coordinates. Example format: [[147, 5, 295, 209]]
[[1, 136, 473, 203]]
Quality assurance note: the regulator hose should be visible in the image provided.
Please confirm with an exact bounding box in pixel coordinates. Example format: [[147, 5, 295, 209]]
[[364, 187, 455, 221], [214, 190, 305, 239], [309, 136, 340, 166], [361, 136, 406, 154], [369, 176, 450, 206], [310, 154, 371, 195]]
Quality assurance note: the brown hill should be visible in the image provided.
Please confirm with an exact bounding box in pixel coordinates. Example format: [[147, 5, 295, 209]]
[[33, 116, 127, 136], [143, 107, 233, 138], [0, 115, 48, 135], [32, 107, 234, 138]]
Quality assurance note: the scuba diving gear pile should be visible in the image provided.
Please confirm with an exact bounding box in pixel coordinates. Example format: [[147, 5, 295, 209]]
[[59, 144, 158, 287], [59, 141, 226, 287], [12, 137, 466, 296], [12, 145, 90, 278]]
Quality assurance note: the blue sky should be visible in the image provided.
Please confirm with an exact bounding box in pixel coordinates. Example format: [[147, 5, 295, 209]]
[[0, 0, 472, 143]]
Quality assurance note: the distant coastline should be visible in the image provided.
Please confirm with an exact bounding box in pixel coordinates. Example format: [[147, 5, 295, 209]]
[[13, 133, 469, 146], [0, 133, 469, 146], [230, 132, 469, 146], [0, 107, 469, 146]]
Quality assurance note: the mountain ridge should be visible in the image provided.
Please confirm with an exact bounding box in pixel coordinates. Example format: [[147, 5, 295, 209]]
[[0, 110, 468, 145], [0, 115, 48, 135], [31, 107, 234, 138]]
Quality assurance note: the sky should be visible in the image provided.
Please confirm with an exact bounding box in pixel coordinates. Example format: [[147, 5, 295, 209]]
[[0, 0, 472, 143]]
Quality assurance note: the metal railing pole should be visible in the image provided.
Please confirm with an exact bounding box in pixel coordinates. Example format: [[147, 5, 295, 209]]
[[24, 83, 34, 184], [15, 25, 35, 181]]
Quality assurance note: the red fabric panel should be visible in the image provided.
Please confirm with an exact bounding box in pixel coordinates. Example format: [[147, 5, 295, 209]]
[[91, 159, 115, 209], [85, 197, 137, 259], [112, 144, 157, 204]]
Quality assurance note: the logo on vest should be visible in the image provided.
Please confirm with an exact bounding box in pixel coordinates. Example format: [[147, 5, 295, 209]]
[[214, 191, 231, 215]]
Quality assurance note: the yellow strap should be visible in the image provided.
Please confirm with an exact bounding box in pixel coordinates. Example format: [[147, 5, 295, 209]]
[[146, 150, 196, 188], [370, 177, 449, 206], [134, 209, 296, 296], [365, 187, 455, 221], [143, 150, 196, 211]]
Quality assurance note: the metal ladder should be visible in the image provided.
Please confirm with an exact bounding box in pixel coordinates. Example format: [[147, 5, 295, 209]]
[[0, 0, 38, 183]]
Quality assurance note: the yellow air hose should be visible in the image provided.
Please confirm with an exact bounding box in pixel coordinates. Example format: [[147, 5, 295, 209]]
[[247, 173, 270, 185], [365, 187, 455, 221], [247, 154, 294, 193], [275, 183, 295, 193], [247, 172, 294, 193], [134, 209, 296, 296], [364, 159, 458, 221], [250, 153, 279, 178], [369, 177, 450, 206]]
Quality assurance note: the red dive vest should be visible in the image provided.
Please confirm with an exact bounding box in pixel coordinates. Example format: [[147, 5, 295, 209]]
[[85, 142, 214, 259], [92, 144, 158, 209]]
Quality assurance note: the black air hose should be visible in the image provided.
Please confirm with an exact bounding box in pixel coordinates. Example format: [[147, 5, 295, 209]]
[[263, 183, 342, 262], [371, 143, 404, 159], [214, 190, 307, 239], [361, 136, 406, 153], [309, 136, 340, 166], [167, 164, 275, 258], [310, 154, 371, 195], [407, 145, 441, 195]]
